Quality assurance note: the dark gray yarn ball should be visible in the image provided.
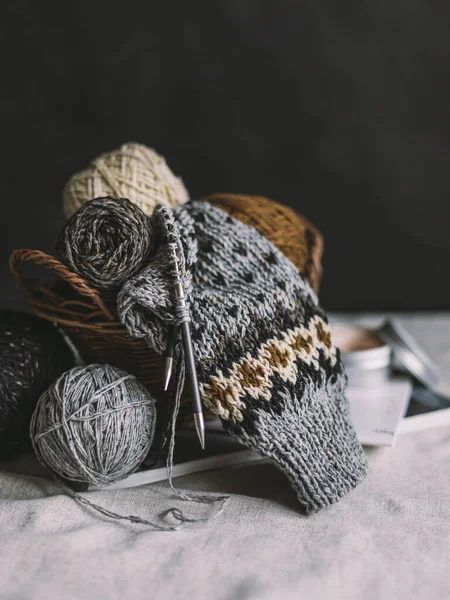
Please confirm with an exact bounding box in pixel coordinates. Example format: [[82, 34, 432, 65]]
[[56, 196, 152, 291], [0, 310, 75, 459], [30, 364, 156, 486]]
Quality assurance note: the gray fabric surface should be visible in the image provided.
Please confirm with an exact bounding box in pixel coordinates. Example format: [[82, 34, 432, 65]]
[[0, 314, 449, 600]]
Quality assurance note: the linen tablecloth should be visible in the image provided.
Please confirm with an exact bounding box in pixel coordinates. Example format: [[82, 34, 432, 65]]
[[1, 314, 449, 600]]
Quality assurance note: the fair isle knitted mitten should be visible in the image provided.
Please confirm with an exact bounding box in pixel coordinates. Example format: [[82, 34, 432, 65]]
[[118, 201, 367, 513]]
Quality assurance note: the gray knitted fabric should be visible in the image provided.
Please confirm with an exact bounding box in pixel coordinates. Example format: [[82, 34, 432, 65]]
[[118, 201, 367, 513]]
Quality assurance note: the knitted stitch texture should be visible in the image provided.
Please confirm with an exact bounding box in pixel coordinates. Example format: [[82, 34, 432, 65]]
[[118, 202, 367, 513]]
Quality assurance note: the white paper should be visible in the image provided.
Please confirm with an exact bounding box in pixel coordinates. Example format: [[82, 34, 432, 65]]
[[90, 449, 261, 491], [398, 407, 450, 434], [348, 377, 412, 446]]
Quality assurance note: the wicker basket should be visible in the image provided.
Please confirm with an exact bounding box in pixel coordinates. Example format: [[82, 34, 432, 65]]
[[9, 249, 166, 395]]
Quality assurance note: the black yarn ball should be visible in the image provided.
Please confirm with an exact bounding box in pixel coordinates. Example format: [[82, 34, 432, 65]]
[[56, 196, 152, 291], [0, 310, 75, 459]]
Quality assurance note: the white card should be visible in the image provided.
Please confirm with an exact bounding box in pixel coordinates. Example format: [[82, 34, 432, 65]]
[[348, 377, 412, 446]]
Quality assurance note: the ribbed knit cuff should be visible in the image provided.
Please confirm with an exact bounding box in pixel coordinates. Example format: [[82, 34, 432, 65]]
[[237, 379, 368, 514]]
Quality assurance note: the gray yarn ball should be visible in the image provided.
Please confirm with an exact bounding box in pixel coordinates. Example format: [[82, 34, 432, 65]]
[[56, 196, 152, 291], [30, 364, 156, 486]]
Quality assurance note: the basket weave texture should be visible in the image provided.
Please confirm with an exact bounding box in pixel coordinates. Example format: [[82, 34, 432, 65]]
[[9, 250, 164, 393]]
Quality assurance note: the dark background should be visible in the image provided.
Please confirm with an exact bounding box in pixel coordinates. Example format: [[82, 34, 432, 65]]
[[1, 1, 449, 311]]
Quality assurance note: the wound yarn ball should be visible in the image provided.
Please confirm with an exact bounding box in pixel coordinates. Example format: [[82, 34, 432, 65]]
[[63, 142, 189, 219], [31, 364, 156, 486], [0, 310, 75, 459], [56, 196, 152, 291]]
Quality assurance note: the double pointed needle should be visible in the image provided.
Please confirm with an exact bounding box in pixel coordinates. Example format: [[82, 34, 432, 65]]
[[164, 249, 205, 450]]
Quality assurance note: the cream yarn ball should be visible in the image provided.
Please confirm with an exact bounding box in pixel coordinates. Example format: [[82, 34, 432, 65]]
[[63, 143, 190, 218]]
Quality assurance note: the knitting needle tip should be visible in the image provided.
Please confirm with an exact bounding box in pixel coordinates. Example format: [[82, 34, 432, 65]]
[[164, 325, 177, 391], [194, 412, 205, 450], [164, 357, 173, 391]]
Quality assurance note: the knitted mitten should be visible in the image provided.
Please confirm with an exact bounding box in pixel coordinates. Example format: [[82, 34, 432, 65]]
[[118, 202, 367, 513]]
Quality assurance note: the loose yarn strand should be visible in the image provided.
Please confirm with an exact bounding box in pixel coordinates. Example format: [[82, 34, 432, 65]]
[[165, 345, 229, 521], [162, 213, 230, 520], [159, 210, 229, 521], [61, 482, 186, 531], [63, 356, 227, 530], [39, 357, 227, 530], [40, 375, 186, 531]]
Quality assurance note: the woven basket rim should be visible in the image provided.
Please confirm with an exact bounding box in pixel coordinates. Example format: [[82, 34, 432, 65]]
[[9, 248, 118, 329]]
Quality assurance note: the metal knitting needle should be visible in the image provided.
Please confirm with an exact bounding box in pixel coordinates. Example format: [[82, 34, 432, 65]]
[[164, 325, 177, 391], [171, 247, 205, 450]]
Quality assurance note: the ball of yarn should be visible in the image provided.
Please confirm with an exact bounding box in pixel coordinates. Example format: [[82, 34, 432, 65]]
[[200, 193, 324, 292], [63, 142, 189, 218], [31, 364, 156, 486], [56, 196, 152, 291], [0, 310, 74, 459]]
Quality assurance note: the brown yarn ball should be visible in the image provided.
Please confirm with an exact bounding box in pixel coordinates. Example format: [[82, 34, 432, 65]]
[[199, 194, 324, 292]]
